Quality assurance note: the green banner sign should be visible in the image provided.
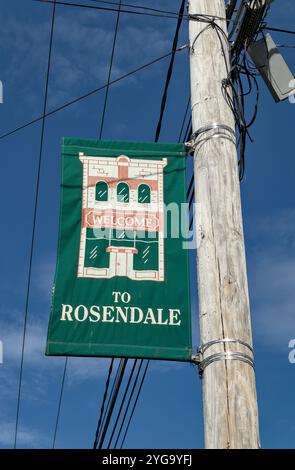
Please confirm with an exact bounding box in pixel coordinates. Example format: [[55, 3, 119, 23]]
[[46, 138, 191, 361]]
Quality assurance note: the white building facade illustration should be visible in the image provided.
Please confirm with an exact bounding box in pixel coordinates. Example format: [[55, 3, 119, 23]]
[[77, 153, 167, 281]]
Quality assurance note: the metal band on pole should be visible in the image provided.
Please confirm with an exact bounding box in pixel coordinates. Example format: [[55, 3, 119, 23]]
[[186, 123, 236, 152], [199, 338, 254, 355], [198, 351, 255, 374], [192, 338, 255, 376]]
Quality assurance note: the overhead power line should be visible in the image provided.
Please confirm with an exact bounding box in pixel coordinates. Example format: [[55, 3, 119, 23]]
[[113, 360, 143, 449], [265, 26, 295, 35], [95, 359, 123, 444], [155, 0, 186, 142], [34, 0, 231, 22], [178, 95, 191, 143], [226, 0, 237, 22], [93, 358, 115, 449], [33, 0, 183, 20], [277, 44, 295, 48], [88, 0, 182, 17], [53, 357, 68, 448], [106, 359, 138, 449], [119, 360, 149, 449], [99, 0, 122, 138], [96, 359, 128, 449], [0, 44, 188, 141], [13, 0, 57, 449]]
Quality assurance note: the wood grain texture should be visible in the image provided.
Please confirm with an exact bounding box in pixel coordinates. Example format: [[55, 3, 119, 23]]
[[188, 0, 260, 448]]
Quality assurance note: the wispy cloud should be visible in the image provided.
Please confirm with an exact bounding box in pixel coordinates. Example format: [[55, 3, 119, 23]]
[[0, 307, 123, 427], [32, 255, 56, 301], [0, 422, 49, 448], [0, 5, 180, 117]]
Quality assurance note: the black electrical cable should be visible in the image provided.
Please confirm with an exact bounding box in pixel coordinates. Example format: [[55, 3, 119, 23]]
[[96, 360, 127, 446], [90, 0, 236, 23], [276, 44, 295, 48], [184, 117, 194, 233], [188, 185, 194, 211], [99, 0, 121, 138], [222, 73, 246, 179], [0, 45, 188, 141], [178, 95, 190, 143], [95, 359, 123, 444], [189, 11, 232, 185], [265, 26, 295, 35], [233, 64, 260, 179], [186, 12, 241, 229], [154, 0, 186, 142], [183, 116, 194, 221], [221, 13, 262, 181], [186, 174, 194, 199], [188, 187, 195, 231], [33, 0, 183, 20], [209, 10, 263, 180], [119, 360, 149, 449], [13, 0, 57, 449], [34, 0, 231, 22], [183, 119, 192, 145], [96, 358, 128, 449], [186, 9, 259, 225], [226, 0, 237, 22], [93, 358, 115, 449], [113, 360, 143, 449], [88, 0, 181, 18], [106, 359, 138, 449], [177, 92, 193, 232], [52, 357, 68, 448]]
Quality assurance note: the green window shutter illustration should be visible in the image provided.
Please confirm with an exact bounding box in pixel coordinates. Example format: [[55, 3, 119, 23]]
[[85, 228, 110, 268], [133, 231, 159, 271], [138, 184, 151, 203], [96, 181, 108, 201], [117, 182, 129, 202]]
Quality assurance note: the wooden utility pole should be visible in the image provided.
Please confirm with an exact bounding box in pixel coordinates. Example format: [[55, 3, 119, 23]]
[[188, 0, 260, 448]]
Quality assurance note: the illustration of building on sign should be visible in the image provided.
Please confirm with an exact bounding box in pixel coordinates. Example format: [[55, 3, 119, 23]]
[[78, 153, 167, 281]]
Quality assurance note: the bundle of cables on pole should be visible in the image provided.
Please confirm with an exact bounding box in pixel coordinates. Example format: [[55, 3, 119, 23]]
[[223, 0, 272, 180], [185, 0, 270, 187]]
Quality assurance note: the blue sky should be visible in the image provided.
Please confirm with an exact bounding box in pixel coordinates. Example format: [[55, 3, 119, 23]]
[[0, 0, 295, 449]]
